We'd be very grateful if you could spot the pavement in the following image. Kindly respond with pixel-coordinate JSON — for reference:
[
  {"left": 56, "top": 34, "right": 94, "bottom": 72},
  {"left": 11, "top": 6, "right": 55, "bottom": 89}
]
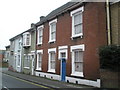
[{"left": 2, "top": 68, "right": 93, "bottom": 88}]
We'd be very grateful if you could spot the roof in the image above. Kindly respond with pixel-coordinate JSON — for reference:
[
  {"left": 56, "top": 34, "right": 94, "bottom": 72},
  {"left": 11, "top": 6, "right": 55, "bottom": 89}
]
[
  {"left": 5, "top": 45, "right": 10, "bottom": 48},
  {"left": 9, "top": 26, "right": 35, "bottom": 41},
  {"left": 36, "top": 2, "right": 82, "bottom": 26},
  {"left": 9, "top": 1, "right": 84, "bottom": 41}
]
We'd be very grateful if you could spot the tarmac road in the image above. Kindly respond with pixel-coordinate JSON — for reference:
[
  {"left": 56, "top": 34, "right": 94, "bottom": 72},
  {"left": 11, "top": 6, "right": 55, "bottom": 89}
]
[{"left": 2, "top": 73, "right": 52, "bottom": 90}]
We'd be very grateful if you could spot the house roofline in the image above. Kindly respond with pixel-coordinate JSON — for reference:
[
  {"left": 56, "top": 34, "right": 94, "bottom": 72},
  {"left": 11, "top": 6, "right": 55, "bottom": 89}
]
[{"left": 35, "top": 2, "right": 85, "bottom": 26}]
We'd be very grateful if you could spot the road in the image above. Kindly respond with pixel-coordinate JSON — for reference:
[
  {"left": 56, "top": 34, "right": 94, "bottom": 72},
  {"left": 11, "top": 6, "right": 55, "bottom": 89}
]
[{"left": 2, "top": 73, "right": 52, "bottom": 90}]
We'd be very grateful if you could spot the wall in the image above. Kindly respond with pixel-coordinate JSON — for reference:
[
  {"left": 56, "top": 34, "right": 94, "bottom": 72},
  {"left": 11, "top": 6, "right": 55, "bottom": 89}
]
[
  {"left": 22, "top": 30, "right": 36, "bottom": 74},
  {"left": 110, "top": 2, "right": 120, "bottom": 45},
  {"left": 36, "top": 2, "right": 107, "bottom": 80}
]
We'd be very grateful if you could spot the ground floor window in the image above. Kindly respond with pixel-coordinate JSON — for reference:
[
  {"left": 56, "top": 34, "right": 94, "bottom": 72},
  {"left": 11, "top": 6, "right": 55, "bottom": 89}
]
[
  {"left": 24, "top": 54, "right": 30, "bottom": 68},
  {"left": 74, "top": 50, "right": 83, "bottom": 72},
  {"left": 17, "top": 55, "right": 20, "bottom": 66},
  {"left": 71, "top": 44, "right": 85, "bottom": 77},
  {"left": 36, "top": 50, "right": 43, "bottom": 70},
  {"left": 48, "top": 48, "right": 56, "bottom": 73}
]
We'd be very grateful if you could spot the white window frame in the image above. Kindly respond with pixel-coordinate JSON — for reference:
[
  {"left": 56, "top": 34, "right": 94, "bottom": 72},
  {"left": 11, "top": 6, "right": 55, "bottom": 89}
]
[
  {"left": 48, "top": 48, "right": 56, "bottom": 73},
  {"left": 18, "top": 38, "right": 21, "bottom": 50},
  {"left": 17, "top": 54, "right": 21, "bottom": 67},
  {"left": 70, "top": 44, "right": 85, "bottom": 77},
  {"left": 24, "top": 54, "right": 31, "bottom": 69},
  {"left": 71, "top": 6, "right": 84, "bottom": 38},
  {"left": 49, "top": 19, "right": 57, "bottom": 43},
  {"left": 23, "top": 32, "right": 31, "bottom": 47},
  {"left": 58, "top": 46, "right": 68, "bottom": 60},
  {"left": 37, "top": 25, "right": 44, "bottom": 45},
  {"left": 36, "top": 50, "right": 43, "bottom": 70}
]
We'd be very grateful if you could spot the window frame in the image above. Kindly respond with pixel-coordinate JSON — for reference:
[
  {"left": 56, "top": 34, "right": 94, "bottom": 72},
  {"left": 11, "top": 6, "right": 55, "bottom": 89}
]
[
  {"left": 48, "top": 48, "right": 56, "bottom": 73},
  {"left": 49, "top": 19, "right": 57, "bottom": 43},
  {"left": 24, "top": 54, "right": 30, "bottom": 69},
  {"left": 70, "top": 44, "right": 85, "bottom": 77},
  {"left": 36, "top": 50, "right": 43, "bottom": 70},
  {"left": 17, "top": 54, "right": 21, "bottom": 67},
  {"left": 71, "top": 7, "right": 84, "bottom": 39},
  {"left": 58, "top": 46, "right": 68, "bottom": 60},
  {"left": 23, "top": 32, "right": 31, "bottom": 47},
  {"left": 37, "top": 25, "right": 44, "bottom": 45}
]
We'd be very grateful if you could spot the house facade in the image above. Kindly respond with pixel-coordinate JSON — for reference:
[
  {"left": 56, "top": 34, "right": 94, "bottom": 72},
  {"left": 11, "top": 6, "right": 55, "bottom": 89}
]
[
  {"left": 110, "top": 1, "right": 120, "bottom": 45},
  {"left": 9, "top": 35, "right": 22, "bottom": 72},
  {"left": 3, "top": 45, "right": 10, "bottom": 62},
  {"left": 35, "top": 2, "right": 107, "bottom": 87},
  {"left": 0, "top": 50, "right": 5, "bottom": 63},
  {"left": 22, "top": 24, "right": 36, "bottom": 75},
  {"left": 8, "top": 1, "right": 120, "bottom": 87}
]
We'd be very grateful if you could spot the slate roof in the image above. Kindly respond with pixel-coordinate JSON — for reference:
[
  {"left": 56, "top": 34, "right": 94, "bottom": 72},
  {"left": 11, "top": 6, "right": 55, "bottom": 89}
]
[
  {"left": 9, "top": 1, "right": 83, "bottom": 41},
  {"left": 9, "top": 25, "right": 35, "bottom": 41},
  {"left": 36, "top": 2, "right": 81, "bottom": 26}
]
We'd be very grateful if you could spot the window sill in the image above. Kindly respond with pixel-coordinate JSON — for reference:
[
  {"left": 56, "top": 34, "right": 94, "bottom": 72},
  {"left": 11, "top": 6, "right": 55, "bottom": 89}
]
[
  {"left": 24, "top": 67, "right": 30, "bottom": 69},
  {"left": 17, "top": 66, "right": 20, "bottom": 68},
  {"left": 23, "top": 45, "right": 31, "bottom": 47},
  {"left": 71, "top": 34, "right": 83, "bottom": 39},
  {"left": 36, "top": 68, "right": 41, "bottom": 71},
  {"left": 47, "top": 69, "right": 55, "bottom": 73},
  {"left": 37, "top": 43, "right": 42, "bottom": 46},
  {"left": 48, "top": 40, "right": 56, "bottom": 44},
  {"left": 71, "top": 72, "right": 84, "bottom": 77}
]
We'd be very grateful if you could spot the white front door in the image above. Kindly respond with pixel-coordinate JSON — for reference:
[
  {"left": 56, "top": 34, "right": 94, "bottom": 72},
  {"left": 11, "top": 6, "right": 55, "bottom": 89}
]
[{"left": 31, "top": 54, "right": 34, "bottom": 75}]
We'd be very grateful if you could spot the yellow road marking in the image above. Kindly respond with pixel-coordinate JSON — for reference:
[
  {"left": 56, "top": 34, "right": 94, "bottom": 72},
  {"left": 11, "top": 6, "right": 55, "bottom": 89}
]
[{"left": 3, "top": 73, "right": 54, "bottom": 90}]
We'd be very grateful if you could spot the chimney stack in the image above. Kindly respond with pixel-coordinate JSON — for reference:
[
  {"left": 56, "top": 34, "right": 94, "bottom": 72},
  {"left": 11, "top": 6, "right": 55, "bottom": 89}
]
[
  {"left": 31, "top": 23, "right": 35, "bottom": 28},
  {"left": 40, "top": 16, "right": 45, "bottom": 21}
]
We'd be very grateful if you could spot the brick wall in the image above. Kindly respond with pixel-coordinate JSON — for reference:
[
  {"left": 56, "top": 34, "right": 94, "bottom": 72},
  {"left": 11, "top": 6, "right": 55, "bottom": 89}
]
[{"left": 36, "top": 2, "right": 107, "bottom": 80}]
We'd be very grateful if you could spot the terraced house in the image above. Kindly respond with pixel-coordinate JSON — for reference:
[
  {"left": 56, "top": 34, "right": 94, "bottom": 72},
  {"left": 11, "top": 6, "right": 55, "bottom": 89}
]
[
  {"left": 8, "top": 1, "right": 120, "bottom": 87},
  {"left": 9, "top": 34, "right": 22, "bottom": 72},
  {"left": 35, "top": 2, "right": 107, "bottom": 87},
  {"left": 22, "top": 24, "right": 36, "bottom": 75}
]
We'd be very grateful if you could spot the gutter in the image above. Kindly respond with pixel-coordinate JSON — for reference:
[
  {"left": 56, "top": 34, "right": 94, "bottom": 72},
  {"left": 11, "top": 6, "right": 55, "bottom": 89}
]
[{"left": 106, "top": 0, "right": 111, "bottom": 45}]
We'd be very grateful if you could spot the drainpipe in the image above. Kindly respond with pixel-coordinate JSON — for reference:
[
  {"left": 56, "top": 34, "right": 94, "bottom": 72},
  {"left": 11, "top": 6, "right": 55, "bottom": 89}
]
[
  {"left": 106, "top": 0, "right": 111, "bottom": 45},
  {"left": 34, "top": 24, "right": 37, "bottom": 71}
]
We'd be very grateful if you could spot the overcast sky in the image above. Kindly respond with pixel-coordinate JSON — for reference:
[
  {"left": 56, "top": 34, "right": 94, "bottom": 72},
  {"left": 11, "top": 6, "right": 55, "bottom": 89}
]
[{"left": 0, "top": 0, "right": 70, "bottom": 50}]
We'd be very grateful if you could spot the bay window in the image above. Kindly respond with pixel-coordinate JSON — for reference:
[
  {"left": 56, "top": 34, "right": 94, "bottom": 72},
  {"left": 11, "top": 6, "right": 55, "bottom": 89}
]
[{"left": 23, "top": 32, "right": 31, "bottom": 47}]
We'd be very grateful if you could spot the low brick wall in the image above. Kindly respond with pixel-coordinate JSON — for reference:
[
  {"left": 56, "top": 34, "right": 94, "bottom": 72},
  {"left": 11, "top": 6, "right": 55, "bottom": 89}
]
[{"left": 100, "top": 69, "right": 120, "bottom": 88}]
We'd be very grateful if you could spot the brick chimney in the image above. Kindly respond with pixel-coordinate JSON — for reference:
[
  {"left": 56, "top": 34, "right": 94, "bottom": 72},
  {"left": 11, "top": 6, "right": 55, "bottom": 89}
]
[{"left": 40, "top": 16, "right": 45, "bottom": 21}]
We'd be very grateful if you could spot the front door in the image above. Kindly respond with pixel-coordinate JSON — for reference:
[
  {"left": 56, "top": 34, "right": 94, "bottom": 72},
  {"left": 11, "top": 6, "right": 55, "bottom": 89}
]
[
  {"left": 60, "top": 51, "right": 67, "bottom": 81},
  {"left": 31, "top": 54, "right": 34, "bottom": 75}
]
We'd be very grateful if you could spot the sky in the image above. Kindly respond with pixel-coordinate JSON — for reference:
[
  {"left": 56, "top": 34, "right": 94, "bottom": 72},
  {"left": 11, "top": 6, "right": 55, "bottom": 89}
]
[{"left": 0, "top": 0, "right": 70, "bottom": 50}]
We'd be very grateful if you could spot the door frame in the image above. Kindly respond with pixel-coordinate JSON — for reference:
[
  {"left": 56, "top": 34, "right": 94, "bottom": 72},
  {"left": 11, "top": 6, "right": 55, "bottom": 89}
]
[{"left": 31, "top": 51, "right": 35, "bottom": 75}]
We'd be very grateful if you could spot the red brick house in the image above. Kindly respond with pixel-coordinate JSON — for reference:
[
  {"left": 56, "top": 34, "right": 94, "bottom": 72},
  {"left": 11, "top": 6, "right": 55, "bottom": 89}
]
[
  {"left": 35, "top": 2, "right": 107, "bottom": 87},
  {"left": 0, "top": 50, "right": 5, "bottom": 63}
]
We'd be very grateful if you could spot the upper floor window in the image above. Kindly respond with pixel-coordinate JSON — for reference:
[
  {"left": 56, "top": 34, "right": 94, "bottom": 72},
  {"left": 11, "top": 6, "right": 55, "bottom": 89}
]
[
  {"left": 71, "top": 7, "right": 84, "bottom": 38},
  {"left": 49, "top": 19, "right": 57, "bottom": 43},
  {"left": 18, "top": 38, "right": 21, "bottom": 49},
  {"left": 11, "top": 41, "right": 14, "bottom": 51},
  {"left": 23, "top": 32, "right": 31, "bottom": 47},
  {"left": 37, "top": 25, "right": 44, "bottom": 45}
]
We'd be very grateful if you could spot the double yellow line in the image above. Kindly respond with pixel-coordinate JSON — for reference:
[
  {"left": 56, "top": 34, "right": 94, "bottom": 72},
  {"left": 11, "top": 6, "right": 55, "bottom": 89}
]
[{"left": 3, "top": 73, "right": 54, "bottom": 90}]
